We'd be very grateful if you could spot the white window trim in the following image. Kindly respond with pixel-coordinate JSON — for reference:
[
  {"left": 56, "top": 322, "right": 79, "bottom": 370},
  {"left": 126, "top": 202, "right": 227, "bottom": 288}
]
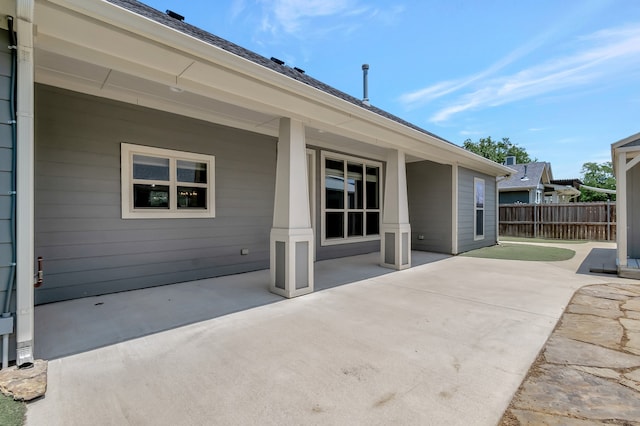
[
  {"left": 121, "top": 143, "right": 215, "bottom": 219},
  {"left": 320, "top": 151, "right": 382, "bottom": 246},
  {"left": 474, "top": 177, "right": 485, "bottom": 241}
]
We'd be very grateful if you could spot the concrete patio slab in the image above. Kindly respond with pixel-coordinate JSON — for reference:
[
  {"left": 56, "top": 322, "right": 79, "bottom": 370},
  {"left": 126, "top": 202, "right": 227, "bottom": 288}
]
[{"left": 26, "top": 243, "right": 632, "bottom": 425}]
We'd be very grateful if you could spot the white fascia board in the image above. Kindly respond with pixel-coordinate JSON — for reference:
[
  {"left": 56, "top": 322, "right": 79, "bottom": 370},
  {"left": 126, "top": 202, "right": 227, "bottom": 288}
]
[
  {"left": 611, "top": 131, "right": 640, "bottom": 151},
  {"left": 43, "top": 0, "right": 513, "bottom": 177}
]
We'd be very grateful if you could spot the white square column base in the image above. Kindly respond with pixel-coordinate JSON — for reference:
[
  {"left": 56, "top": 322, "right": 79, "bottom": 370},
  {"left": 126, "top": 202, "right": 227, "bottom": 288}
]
[
  {"left": 270, "top": 228, "right": 314, "bottom": 298},
  {"left": 380, "top": 223, "right": 411, "bottom": 270}
]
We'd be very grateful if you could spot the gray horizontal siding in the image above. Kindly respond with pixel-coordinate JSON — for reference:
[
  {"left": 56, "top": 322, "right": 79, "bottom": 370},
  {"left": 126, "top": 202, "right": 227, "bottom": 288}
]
[
  {"left": 457, "top": 167, "right": 497, "bottom": 253},
  {"left": 407, "top": 160, "right": 452, "bottom": 254},
  {"left": 629, "top": 165, "right": 640, "bottom": 258},
  {"left": 0, "top": 30, "right": 12, "bottom": 363},
  {"left": 499, "top": 190, "right": 529, "bottom": 204},
  {"left": 35, "top": 85, "right": 277, "bottom": 304}
]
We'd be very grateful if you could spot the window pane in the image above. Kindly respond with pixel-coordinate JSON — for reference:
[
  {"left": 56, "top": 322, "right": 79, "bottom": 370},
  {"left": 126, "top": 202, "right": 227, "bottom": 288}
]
[
  {"left": 177, "top": 186, "right": 207, "bottom": 209},
  {"left": 476, "top": 210, "right": 484, "bottom": 236},
  {"left": 347, "top": 212, "right": 363, "bottom": 237},
  {"left": 177, "top": 160, "right": 207, "bottom": 184},
  {"left": 475, "top": 180, "right": 484, "bottom": 208},
  {"left": 133, "top": 184, "right": 169, "bottom": 208},
  {"left": 366, "top": 212, "right": 379, "bottom": 235},
  {"left": 325, "top": 159, "right": 344, "bottom": 209},
  {"left": 366, "top": 166, "right": 379, "bottom": 209},
  {"left": 133, "top": 155, "right": 169, "bottom": 181},
  {"left": 325, "top": 212, "right": 344, "bottom": 239},
  {"left": 347, "top": 163, "right": 363, "bottom": 209}
]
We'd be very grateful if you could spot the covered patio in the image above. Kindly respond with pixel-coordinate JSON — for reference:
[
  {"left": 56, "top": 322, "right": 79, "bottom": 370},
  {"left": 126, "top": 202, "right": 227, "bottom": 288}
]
[{"left": 34, "top": 251, "right": 449, "bottom": 360}]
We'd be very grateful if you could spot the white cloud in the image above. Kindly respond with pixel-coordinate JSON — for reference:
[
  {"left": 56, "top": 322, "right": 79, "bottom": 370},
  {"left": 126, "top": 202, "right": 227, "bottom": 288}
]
[
  {"left": 255, "top": 0, "right": 402, "bottom": 38},
  {"left": 459, "top": 130, "right": 485, "bottom": 136},
  {"left": 402, "top": 23, "right": 640, "bottom": 123}
]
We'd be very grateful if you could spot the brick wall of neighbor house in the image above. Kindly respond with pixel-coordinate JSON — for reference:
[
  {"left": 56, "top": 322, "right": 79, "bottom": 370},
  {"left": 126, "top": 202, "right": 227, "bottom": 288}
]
[
  {"left": 457, "top": 167, "right": 497, "bottom": 253},
  {"left": 0, "top": 30, "right": 13, "bottom": 311},
  {"left": 499, "top": 190, "right": 529, "bottom": 204},
  {"left": 406, "top": 160, "right": 453, "bottom": 253},
  {"left": 628, "top": 164, "right": 640, "bottom": 258},
  {"left": 34, "top": 85, "right": 277, "bottom": 304}
]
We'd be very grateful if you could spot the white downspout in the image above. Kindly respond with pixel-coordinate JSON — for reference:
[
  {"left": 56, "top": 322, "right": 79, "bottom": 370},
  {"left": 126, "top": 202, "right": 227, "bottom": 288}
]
[{"left": 15, "top": 0, "right": 35, "bottom": 367}]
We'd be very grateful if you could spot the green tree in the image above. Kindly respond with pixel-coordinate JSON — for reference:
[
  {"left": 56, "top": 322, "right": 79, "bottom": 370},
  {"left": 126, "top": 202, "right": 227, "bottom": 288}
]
[
  {"left": 462, "top": 136, "right": 535, "bottom": 164},
  {"left": 579, "top": 161, "right": 616, "bottom": 202}
]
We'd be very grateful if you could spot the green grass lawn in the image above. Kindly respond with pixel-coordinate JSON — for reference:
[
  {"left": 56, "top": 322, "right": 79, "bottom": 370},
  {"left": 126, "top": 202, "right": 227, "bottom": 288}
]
[
  {"left": 0, "top": 393, "right": 25, "bottom": 426},
  {"left": 499, "top": 236, "right": 588, "bottom": 244},
  {"left": 461, "top": 243, "right": 576, "bottom": 261}
]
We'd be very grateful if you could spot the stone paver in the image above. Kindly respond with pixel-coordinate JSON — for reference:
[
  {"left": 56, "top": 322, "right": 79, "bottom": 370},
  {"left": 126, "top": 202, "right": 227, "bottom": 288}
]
[
  {"left": 501, "top": 284, "right": 640, "bottom": 425},
  {"left": 555, "top": 313, "right": 623, "bottom": 350},
  {"left": 0, "top": 360, "right": 47, "bottom": 401}
]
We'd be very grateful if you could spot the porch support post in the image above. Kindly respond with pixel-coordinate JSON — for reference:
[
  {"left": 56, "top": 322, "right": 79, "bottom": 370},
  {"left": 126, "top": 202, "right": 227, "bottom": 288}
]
[
  {"left": 269, "top": 118, "right": 314, "bottom": 298},
  {"left": 15, "top": 0, "right": 35, "bottom": 366},
  {"left": 617, "top": 151, "right": 628, "bottom": 268},
  {"left": 380, "top": 149, "right": 411, "bottom": 270}
]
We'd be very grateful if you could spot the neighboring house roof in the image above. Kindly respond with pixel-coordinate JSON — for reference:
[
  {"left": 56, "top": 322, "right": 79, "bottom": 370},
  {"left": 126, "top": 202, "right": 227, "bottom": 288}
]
[
  {"left": 550, "top": 178, "right": 583, "bottom": 189},
  {"left": 611, "top": 131, "right": 640, "bottom": 176},
  {"left": 107, "top": 0, "right": 452, "bottom": 146},
  {"left": 498, "top": 162, "right": 552, "bottom": 191}
]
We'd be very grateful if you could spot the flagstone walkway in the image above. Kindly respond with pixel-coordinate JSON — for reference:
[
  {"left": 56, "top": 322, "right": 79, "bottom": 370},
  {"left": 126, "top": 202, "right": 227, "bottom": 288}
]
[{"left": 501, "top": 283, "right": 640, "bottom": 425}]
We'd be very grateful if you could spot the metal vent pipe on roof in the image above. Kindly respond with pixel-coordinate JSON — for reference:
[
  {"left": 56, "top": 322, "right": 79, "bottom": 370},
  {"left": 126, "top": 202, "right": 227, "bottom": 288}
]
[{"left": 362, "top": 64, "right": 370, "bottom": 106}]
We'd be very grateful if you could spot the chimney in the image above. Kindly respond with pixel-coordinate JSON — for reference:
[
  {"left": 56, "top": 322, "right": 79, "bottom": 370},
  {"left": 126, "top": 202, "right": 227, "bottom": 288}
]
[
  {"left": 505, "top": 156, "right": 516, "bottom": 166},
  {"left": 362, "top": 64, "right": 370, "bottom": 106}
]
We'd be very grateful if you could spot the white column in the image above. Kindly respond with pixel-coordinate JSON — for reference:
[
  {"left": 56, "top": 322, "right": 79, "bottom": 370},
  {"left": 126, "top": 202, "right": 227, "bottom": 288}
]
[
  {"left": 15, "top": 0, "right": 35, "bottom": 366},
  {"left": 269, "top": 118, "right": 314, "bottom": 298},
  {"left": 380, "top": 149, "right": 411, "bottom": 270},
  {"left": 617, "top": 151, "right": 627, "bottom": 268}
]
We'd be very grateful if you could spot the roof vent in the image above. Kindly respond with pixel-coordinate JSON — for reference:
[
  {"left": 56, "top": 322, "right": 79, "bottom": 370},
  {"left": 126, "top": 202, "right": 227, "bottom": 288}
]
[
  {"left": 362, "top": 64, "right": 370, "bottom": 106},
  {"left": 505, "top": 156, "right": 516, "bottom": 166},
  {"left": 270, "top": 57, "right": 285, "bottom": 66},
  {"left": 166, "top": 10, "right": 185, "bottom": 21},
  {"left": 293, "top": 67, "right": 305, "bottom": 74}
]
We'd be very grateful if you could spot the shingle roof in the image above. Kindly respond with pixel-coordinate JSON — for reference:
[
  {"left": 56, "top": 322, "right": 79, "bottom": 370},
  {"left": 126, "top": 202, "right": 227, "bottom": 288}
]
[
  {"left": 498, "top": 162, "right": 550, "bottom": 190},
  {"left": 107, "top": 0, "right": 454, "bottom": 146}
]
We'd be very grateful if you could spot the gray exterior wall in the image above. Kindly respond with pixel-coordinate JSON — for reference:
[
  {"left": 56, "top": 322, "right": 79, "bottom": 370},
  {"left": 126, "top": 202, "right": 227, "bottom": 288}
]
[
  {"left": 457, "top": 166, "right": 497, "bottom": 253},
  {"left": 35, "top": 85, "right": 277, "bottom": 304},
  {"left": 407, "top": 160, "right": 452, "bottom": 253},
  {"left": 499, "top": 190, "right": 529, "bottom": 204},
  {"left": 628, "top": 164, "right": 640, "bottom": 258},
  {"left": 0, "top": 29, "right": 12, "bottom": 358},
  {"left": 308, "top": 146, "right": 380, "bottom": 261}
]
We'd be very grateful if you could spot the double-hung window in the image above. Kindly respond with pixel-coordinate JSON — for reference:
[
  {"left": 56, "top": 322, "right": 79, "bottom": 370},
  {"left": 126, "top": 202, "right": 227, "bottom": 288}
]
[
  {"left": 121, "top": 143, "right": 215, "bottom": 219},
  {"left": 474, "top": 177, "right": 485, "bottom": 240},
  {"left": 321, "top": 151, "right": 382, "bottom": 245}
]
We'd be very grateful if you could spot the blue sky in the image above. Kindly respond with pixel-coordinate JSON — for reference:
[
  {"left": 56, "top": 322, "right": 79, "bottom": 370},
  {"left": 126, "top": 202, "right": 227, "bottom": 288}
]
[{"left": 141, "top": 0, "right": 640, "bottom": 179}]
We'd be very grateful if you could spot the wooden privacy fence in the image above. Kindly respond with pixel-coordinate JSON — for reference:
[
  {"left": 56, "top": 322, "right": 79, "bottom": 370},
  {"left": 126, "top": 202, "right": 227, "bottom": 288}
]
[{"left": 499, "top": 202, "right": 616, "bottom": 241}]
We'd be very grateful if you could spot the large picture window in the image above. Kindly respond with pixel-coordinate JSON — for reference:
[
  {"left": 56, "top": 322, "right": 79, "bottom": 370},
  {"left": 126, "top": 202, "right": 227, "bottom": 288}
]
[
  {"left": 474, "top": 178, "right": 485, "bottom": 240},
  {"left": 121, "top": 143, "right": 215, "bottom": 219},
  {"left": 321, "top": 152, "right": 382, "bottom": 245}
]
